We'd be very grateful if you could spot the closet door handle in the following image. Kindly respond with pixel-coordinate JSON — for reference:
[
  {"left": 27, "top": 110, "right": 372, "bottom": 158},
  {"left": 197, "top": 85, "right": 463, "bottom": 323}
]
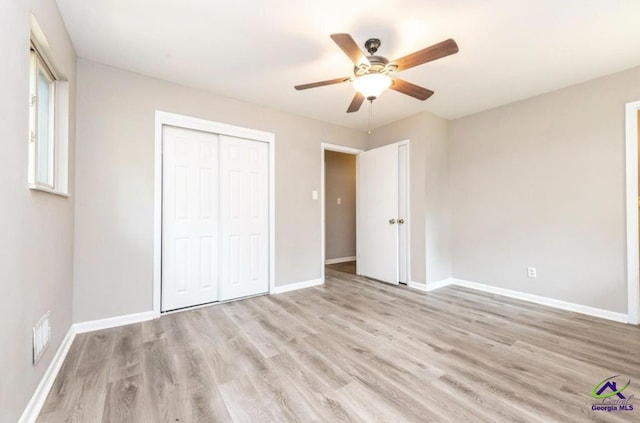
[
  {"left": 389, "top": 219, "right": 396, "bottom": 224},
  {"left": 398, "top": 219, "right": 405, "bottom": 224}
]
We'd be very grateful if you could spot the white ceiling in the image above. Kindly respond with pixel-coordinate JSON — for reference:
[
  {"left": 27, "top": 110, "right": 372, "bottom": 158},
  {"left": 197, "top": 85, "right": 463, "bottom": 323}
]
[{"left": 56, "top": 0, "right": 640, "bottom": 131}]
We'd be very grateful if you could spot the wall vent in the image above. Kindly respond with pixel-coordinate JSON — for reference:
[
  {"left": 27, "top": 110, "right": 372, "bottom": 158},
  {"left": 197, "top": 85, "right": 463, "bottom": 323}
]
[{"left": 32, "top": 312, "right": 51, "bottom": 365}]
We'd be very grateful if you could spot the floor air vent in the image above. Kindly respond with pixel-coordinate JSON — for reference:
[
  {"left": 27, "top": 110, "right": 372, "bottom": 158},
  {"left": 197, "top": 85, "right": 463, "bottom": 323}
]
[{"left": 32, "top": 312, "right": 51, "bottom": 365}]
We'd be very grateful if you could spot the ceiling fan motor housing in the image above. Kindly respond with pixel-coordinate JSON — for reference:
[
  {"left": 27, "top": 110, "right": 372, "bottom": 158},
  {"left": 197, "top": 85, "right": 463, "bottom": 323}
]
[{"left": 354, "top": 55, "right": 396, "bottom": 76}]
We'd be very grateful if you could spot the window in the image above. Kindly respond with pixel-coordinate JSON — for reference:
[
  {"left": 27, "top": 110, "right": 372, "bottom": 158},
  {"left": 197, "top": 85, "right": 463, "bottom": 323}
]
[
  {"left": 28, "top": 15, "right": 70, "bottom": 197},
  {"left": 29, "top": 45, "right": 56, "bottom": 188}
]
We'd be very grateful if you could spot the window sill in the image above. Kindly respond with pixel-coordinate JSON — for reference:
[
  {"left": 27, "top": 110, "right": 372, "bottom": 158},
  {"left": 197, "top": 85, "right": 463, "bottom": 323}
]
[{"left": 29, "top": 184, "right": 70, "bottom": 198}]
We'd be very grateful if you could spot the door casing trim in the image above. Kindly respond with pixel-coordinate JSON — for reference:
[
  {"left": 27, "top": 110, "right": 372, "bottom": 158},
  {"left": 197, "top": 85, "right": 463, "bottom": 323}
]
[{"left": 625, "top": 101, "right": 640, "bottom": 325}]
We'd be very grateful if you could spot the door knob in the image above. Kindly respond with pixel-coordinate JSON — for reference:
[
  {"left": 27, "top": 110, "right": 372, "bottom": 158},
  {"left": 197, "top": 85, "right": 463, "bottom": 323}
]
[
  {"left": 389, "top": 219, "right": 396, "bottom": 224},
  {"left": 398, "top": 219, "right": 405, "bottom": 224}
]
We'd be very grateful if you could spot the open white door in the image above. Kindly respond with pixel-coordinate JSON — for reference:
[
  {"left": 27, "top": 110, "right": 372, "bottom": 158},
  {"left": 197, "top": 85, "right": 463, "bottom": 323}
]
[
  {"left": 358, "top": 143, "right": 399, "bottom": 284},
  {"left": 162, "top": 126, "right": 219, "bottom": 311}
]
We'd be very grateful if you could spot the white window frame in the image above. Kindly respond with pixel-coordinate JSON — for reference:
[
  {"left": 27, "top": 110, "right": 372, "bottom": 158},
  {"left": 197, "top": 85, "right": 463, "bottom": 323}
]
[
  {"left": 29, "top": 43, "right": 57, "bottom": 190},
  {"left": 28, "top": 15, "right": 70, "bottom": 198}
]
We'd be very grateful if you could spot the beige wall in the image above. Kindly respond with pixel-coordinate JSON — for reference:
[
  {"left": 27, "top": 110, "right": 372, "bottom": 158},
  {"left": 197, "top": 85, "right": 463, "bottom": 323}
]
[
  {"left": 0, "top": 1, "right": 76, "bottom": 422},
  {"left": 367, "top": 111, "right": 451, "bottom": 285},
  {"left": 325, "top": 151, "right": 356, "bottom": 260},
  {"left": 450, "top": 65, "right": 640, "bottom": 313},
  {"left": 73, "top": 59, "right": 366, "bottom": 322}
]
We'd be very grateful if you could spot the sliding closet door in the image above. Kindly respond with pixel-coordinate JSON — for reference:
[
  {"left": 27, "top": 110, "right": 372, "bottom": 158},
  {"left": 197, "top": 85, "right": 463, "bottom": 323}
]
[
  {"left": 162, "top": 126, "right": 219, "bottom": 311},
  {"left": 219, "top": 135, "right": 269, "bottom": 301}
]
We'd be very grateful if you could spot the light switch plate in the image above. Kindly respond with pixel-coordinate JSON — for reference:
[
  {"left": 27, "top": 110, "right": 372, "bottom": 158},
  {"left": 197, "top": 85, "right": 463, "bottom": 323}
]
[{"left": 312, "top": 190, "right": 318, "bottom": 200}]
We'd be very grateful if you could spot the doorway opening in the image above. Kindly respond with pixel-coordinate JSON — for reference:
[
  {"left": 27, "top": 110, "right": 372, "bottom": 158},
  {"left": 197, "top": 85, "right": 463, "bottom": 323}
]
[
  {"left": 324, "top": 149, "right": 358, "bottom": 276},
  {"left": 320, "top": 141, "right": 410, "bottom": 286},
  {"left": 321, "top": 144, "right": 362, "bottom": 282}
]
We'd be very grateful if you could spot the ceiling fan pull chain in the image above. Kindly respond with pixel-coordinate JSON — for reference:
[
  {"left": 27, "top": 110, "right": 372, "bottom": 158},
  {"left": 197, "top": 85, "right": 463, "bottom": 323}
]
[{"left": 368, "top": 100, "right": 373, "bottom": 134}]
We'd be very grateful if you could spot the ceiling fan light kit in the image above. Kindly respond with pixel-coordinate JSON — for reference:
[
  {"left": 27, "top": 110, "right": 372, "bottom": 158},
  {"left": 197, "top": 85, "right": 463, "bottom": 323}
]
[
  {"left": 294, "top": 33, "right": 459, "bottom": 114},
  {"left": 353, "top": 73, "right": 392, "bottom": 100}
]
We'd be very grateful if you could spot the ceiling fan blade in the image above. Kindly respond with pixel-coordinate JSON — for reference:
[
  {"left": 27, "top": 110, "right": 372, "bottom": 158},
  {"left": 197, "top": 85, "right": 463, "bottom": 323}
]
[
  {"left": 390, "top": 78, "right": 434, "bottom": 101},
  {"left": 347, "top": 92, "right": 365, "bottom": 113},
  {"left": 294, "top": 77, "right": 350, "bottom": 90},
  {"left": 392, "top": 39, "right": 458, "bottom": 72},
  {"left": 330, "top": 33, "right": 371, "bottom": 67}
]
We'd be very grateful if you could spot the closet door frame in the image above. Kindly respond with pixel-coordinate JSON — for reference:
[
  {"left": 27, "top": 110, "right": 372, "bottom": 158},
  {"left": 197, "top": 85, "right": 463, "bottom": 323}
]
[{"left": 153, "top": 111, "right": 275, "bottom": 318}]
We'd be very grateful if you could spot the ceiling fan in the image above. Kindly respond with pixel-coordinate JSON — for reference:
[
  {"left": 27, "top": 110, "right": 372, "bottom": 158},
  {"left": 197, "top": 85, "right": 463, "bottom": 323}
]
[{"left": 295, "top": 34, "right": 459, "bottom": 113}]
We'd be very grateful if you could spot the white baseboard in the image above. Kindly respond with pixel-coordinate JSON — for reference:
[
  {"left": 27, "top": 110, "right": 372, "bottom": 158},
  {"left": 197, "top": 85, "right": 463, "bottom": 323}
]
[
  {"left": 408, "top": 281, "right": 427, "bottom": 292},
  {"left": 18, "top": 327, "right": 76, "bottom": 423},
  {"left": 20, "top": 310, "right": 156, "bottom": 422},
  {"left": 273, "top": 278, "right": 323, "bottom": 294},
  {"left": 74, "top": 310, "right": 154, "bottom": 334},
  {"left": 451, "top": 278, "right": 628, "bottom": 323},
  {"left": 325, "top": 256, "right": 356, "bottom": 265},
  {"left": 425, "top": 278, "right": 453, "bottom": 292}
]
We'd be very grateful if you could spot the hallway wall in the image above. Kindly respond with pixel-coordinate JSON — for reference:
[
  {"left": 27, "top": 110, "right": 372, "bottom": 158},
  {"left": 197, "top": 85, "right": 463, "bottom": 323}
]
[{"left": 325, "top": 151, "right": 357, "bottom": 261}]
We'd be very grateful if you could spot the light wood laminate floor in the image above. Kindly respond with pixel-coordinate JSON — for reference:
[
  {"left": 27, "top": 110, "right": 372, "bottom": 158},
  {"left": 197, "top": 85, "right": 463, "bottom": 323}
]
[
  {"left": 38, "top": 267, "right": 640, "bottom": 422},
  {"left": 325, "top": 260, "right": 356, "bottom": 275}
]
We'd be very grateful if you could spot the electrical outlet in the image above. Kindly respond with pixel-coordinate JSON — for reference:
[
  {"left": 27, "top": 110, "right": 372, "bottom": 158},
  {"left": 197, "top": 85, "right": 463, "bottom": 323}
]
[
  {"left": 337, "top": 197, "right": 342, "bottom": 205},
  {"left": 527, "top": 267, "right": 537, "bottom": 278}
]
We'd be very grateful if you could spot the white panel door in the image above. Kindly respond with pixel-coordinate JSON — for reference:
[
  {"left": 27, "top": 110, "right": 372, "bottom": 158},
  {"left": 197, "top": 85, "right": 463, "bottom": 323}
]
[
  {"left": 219, "top": 135, "right": 269, "bottom": 301},
  {"left": 358, "top": 143, "right": 399, "bottom": 284},
  {"left": 162, "top": 126, "right": 219, "bottom": 311}
]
